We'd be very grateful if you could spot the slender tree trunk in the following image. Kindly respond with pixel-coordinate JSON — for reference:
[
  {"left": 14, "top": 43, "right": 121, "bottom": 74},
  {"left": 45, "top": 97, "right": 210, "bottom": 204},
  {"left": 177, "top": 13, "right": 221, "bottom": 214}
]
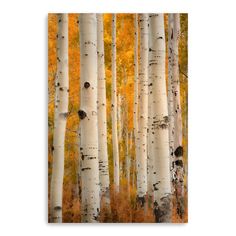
[
  {"left": 111, "top": 14, "right": 120, "bottom": 192},
  {"left": 172, "top": 13, "right": 185, "bottom": 220},
  {"left": 133, "top": 14, "right": 139, "bottom": 181},
  {"left": 118, "top": 94, "right": 122, "bottom": 141},
  {"left": 168, "top": 14, "right": 175, "bottom": 192},
  {"left": 147, "top": 20, "right": 155, "bottom": 201},
  {"left": 149, "top": 13, "right": 172, "bottom": 222},
  {"left": 79, "top": 13, "right": 100, "bottom": 222},
  {"left": 136, "top": 14, "right": 149, "bottom": 206},
  {"left": 97, "top": 14, "right": 110, "bottom": 208},
  {"left": 50, "top": 13, "right": 69, "bottom": 223}
]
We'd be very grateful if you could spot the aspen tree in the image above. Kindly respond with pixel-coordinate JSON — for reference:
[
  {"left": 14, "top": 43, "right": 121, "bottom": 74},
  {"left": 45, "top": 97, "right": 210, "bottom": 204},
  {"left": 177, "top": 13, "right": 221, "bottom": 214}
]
[
  {"left": 172, "top": 13, "right": 185, "bottom": 219},
  {"left": 50, "top": 13, "right": 69, "bottom": 223},
  {"left": 97, "top": 13, "right": 110, "bottom": 207},
  {"left": 136, "top": 14, "right": 149, "bottom": 205},
  {"left": 79, "top": 13, "right": 100, "bottom": 222},
  {"left": 149, "top": 13, "right": 172, "bottom": 222},
  {"left": 168, "top": 14, "right": 175, "bottom": 190},
  {"left": 111, "top": 14, "right": 120, "bottom": 192},
  {"left": 147, "top": 21, "right": 155, "bottom": 199},
  {"left": 133, "top": 14, "right": 139, "bottom": 173}
]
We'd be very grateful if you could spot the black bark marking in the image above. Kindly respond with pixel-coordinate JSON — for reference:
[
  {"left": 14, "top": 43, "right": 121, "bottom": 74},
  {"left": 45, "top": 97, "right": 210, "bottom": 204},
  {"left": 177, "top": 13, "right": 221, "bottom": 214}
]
[
  {"left": 84, "top": 53, "right": 88, "bottom": 56},
  {"left": 78, "top": 110, "right": 87, "bottom": 119},
  {"left": 157, "top": 36, "right": 163, "bottom": 39},
  {"left": 51, "top": 145, "right": 54, "bottom": 151},
  {"left": 153, "top": 201, "right": 163, "bottom": 223},
  {"left": 175, "top": 160, "right": 183, "bottom": 167},
  {"left": 54, "top": 206, "right": 62, "bottom": 211},
  {"left": 137, "top": 196, "right": 145, "bottom": 207},
  {"left": 171, "top": 29, "right": 173, "bottom": 39},
  {"left": 59, "top": 87, "right": 64, "bottom": 91},
  {"left": 81, "top": 167, "right": 91, "bottom": 171},
  {"left": 57, "top": 57, "right": 61, "bottom": 62},
  {"left": 84, "top": 82, "right": 90, "bottom": 88},
  {"left": 174, "top": 146, "right": 183, "bottom": 157},
  {"left": 56, "top": 82, "right": 60, "bottom": 87}
]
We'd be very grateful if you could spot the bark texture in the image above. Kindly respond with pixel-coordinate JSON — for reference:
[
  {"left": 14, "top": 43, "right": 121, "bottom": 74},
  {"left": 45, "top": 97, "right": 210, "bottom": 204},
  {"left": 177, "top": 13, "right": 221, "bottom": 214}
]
[
  {"left": 147, "top": 20, "right": 155, "bottom": 199},
  {"left": 133, "top": 14, "right": 139, "bottom": 191},
  {"left": 50, "top": 13, "right": 69, "bottom": 223},
  {"left": 136, "top": 14, "right": 149, "bottom": 205},
  {"left": 97, "top": 14, "right": 110, "bottom": 208},
  {"left": 111, "top": 14, "right": 120, "bottom": 192},
  {"left": 168, "top": 14, "right": 175, "bottom": 191},
  {"left": 172, "top": 13, "right": 185, "bottom": 220},
  {"left": 79, "top": 13, "right": 100, "bottom": 222},
  {"left": 149, "top": 13, "right": 172, "bottom": 222}
]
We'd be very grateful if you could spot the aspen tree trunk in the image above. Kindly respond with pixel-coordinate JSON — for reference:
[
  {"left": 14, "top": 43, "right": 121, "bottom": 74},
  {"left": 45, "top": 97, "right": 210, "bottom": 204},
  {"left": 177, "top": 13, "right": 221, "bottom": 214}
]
[
  {"left": 79, "top": 14, "right": 100, "bottom": 222},
  {"left": 50, "top": 13, "right": 69, "bottom": 223},
  {"left": 133, "top": 14, "right": 139, "bottom": 177},
  {"left": 111, "top": 14, "right": 120, "bottom": 192},
  {"left": 168, "top": 14, "right": 175, "bottom": 190},
  {"left": 147, "top": 21, "right": 155, "bottom": 200},
  {"left": 97, "top": 14, "right": 110, "bottom": 208},
  {"left": 149, "top": 14, "right": 172, "bottom": 222},
  {"left": 118, "top": 94, "right": 122, "bottom": 141},
  {"left": 136, "top": 14, "right": 148, "bottom": 206},
  {"left": 172, "top": 13, "right": 185, "bottom": 219}
]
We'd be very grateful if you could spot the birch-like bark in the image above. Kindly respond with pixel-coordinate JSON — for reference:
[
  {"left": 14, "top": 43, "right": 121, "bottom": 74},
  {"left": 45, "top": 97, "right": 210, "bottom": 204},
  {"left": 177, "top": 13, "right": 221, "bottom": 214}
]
[
  {"left": 118, "top": 94, "right": 122, "bottom": 141},
  {"left": 147, "top": 20, "right": 155, "bottom": 199},
  {"left": 149, "top": 14, "right": 172, "bottom": 222},
  {"left": 79, "top": 13, "right": 100, "bottom": 222},
  {"left": 136, "top": 14, "right": 148, "bottom": 205},
  {"left": 133, "top": 14, "right": 139, "bottom": 177},
  {"left": 97, "top": 14, "right": 110, "bottom": 207},
  {"left": 172, "top": 13, "right": 185, "bottom": 219},
  {"left": 111, "top": 14, "right": 120, "bottom": 192},
  {"left": 168, "top": 14, "right": 175, "bottom": 190},
  {"left": 50, "top": 14, "right": 69, "bottom": 223}
]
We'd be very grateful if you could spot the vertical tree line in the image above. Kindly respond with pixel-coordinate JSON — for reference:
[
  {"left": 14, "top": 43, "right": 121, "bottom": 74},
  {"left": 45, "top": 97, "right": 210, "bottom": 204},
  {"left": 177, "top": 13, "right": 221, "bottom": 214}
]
[{"left": 49, "top": 13, "right": 186, "bottom": 223}]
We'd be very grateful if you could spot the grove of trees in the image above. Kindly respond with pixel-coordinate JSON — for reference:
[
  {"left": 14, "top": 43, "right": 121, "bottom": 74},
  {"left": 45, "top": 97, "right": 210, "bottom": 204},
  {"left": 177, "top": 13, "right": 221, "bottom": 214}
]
[{"left": 48, "top": 13, "right": 188, "bottom": 223}]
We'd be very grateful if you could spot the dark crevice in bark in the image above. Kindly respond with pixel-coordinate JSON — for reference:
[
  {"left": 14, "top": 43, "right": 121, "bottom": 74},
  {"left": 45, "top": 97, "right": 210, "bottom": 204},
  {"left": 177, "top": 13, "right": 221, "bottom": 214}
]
[
  {"left": 78, "top": 110, "right": 87, "bottom": 119},
  {"left": 174, "top": 146, "right": 183, "bottom": 157}
]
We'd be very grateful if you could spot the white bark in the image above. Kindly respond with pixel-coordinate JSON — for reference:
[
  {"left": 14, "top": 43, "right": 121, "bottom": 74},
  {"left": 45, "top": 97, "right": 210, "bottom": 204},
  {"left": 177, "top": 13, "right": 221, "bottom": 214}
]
[
  {"left": 111, "top": 14, "right": 120, "bottom": 192},
  {"left": 168, "top": 14, "right": 175, "bottom": 189},
  {"left": 136, "top": 14, "right": 148, "bottom": 203},
  {"left": 118, "top": 94, "right": 123, "bottom": 141},
  {"left": 147, "top": 22, "right": 155, "bottom": 198},
  {"left": 79, "top": 13, "right": 100, "bottom": 222},
  {"left": 149, "top": 14, "right": 171, "bottom": 222},
  {"left": 172, "top": 13, "right": 185, "bottom": 219},
  {"left": 97, "top": 14, "right": 110, "bottom": 207},
  {"left": 50, "top": 13, "right": 69, "bottom": 223},
  {"left": 133, "top": 14, "right": 139, "bottom": 177}
]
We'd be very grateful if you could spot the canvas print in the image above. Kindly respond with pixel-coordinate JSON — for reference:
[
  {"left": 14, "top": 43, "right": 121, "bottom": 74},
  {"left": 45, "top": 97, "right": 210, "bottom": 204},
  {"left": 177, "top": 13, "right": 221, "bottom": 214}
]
[{"left": 48, "top": 13, "right": 188, "bottom": 223}]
